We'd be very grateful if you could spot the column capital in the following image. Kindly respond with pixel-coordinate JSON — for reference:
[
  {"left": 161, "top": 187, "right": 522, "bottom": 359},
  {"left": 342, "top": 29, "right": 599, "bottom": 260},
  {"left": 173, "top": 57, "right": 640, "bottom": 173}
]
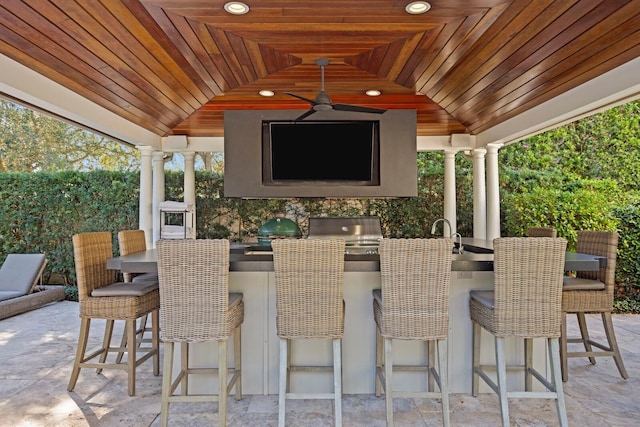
[
  {"left": 486, "top": 143, "right": 503, "bottom": 153},
  {"left": 471, "top": 148, "right": 487, "bottom": 158},
  {"left": 136, "top": 145, "right": 155, "bottom": 154}
]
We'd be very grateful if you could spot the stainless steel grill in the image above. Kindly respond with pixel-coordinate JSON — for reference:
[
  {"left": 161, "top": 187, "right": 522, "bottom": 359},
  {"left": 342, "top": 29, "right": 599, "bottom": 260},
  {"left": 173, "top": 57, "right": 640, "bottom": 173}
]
[{"left": 307, "top": 216, "right": 383, "bottom": 255}]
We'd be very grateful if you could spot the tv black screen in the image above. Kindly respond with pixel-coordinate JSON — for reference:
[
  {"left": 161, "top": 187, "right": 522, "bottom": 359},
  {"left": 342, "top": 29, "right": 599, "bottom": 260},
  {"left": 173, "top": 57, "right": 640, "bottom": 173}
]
[{"left": 262, "top": 120, "right": 380, "bottom": 185}]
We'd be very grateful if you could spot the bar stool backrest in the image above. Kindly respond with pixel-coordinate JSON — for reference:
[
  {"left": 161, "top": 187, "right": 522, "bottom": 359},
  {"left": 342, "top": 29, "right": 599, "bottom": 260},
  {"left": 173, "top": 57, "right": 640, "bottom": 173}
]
[
  {"left": 118, "top": 230, "right": 148, "bottom": 282},
  {"left": 574, "top": 231, "right": 618, "bottom": 304},
  {"left": 378, "top": 238, "right": 453, "bottom": 340},
  {"left": 73, "top": 231, "right": 119, "bottom": 302},
  {"left": 493, "top": 237, "right": 567, "bottom": 338},
  {"left": 528, "top": 227, "right": 557, "bottom": 237},
  {"left": 156, "top": 239, "right": 231, "bottom": 342},
  {"left": 272, "top": 239, "right": 345, "bottom": 339}
]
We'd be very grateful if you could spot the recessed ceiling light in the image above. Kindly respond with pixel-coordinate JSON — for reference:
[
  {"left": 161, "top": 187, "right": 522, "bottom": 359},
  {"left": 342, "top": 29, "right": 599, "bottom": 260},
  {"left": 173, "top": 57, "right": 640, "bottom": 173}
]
[
  {"left": 405, "top": 1, "right": 431, "bottom": 15},
  {"left": 259, "top": 90, "right": 274, "bottom": 97},
  {"left": 224, "top": 2, "right": 249, "bottom": 15},
  {"left": 366, "top": 90, "right": 381, "bottom": 97}
]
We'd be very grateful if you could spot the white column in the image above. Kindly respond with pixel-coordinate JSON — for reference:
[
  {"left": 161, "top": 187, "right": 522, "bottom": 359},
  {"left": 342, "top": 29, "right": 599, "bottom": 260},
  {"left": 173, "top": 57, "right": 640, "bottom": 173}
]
[
  {"left": 183, "top": 151, "right": 197, "bottom": 238},
  {"left": 471, "top": 149, "right": 487, "bottom": 240},
  {"left": 443, "top": 149, "right": 457, "bottom": 234},
  {"left": 485, "top": 143, "right": 503, "bottom": 241},
  {"left": 152, "top": 151, "right": 166, "bottom": 247},
  {"left": 137, "top": 146, "right": 154, "bottom": 248}
]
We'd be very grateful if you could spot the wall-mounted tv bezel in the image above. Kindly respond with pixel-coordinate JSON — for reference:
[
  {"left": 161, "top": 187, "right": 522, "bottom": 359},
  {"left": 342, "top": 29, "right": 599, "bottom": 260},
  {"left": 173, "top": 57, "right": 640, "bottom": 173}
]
[
  {"left": 224, "top": 109, "right": 417, "bottom": 198},
  {"left": 262, "top": 120, "right": 380, "bottom": 186}
]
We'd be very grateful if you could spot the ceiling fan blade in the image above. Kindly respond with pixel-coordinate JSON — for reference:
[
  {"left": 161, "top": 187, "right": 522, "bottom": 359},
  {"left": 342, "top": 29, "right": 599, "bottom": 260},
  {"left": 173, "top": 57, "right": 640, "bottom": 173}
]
[
  {"left": 332, "top": 104, "right": 386, "bottom": 114},
  {"left": 294, "top": 109, "right": 317, "bottom": 121},
  {"left": 285, "top": 92, "right": 318, "bottom": 105}
]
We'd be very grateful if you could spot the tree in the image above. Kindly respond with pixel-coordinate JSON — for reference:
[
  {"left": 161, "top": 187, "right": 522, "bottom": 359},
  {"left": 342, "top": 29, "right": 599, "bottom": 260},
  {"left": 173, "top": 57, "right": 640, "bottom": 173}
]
[{"left": 0, "top": 100, "right": 140, "bottom": 172}]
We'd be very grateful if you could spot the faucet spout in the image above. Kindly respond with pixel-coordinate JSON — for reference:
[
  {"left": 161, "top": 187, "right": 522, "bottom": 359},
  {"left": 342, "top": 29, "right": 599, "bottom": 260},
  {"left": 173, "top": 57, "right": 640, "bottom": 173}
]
[
  {"left": 452, "top": 232, "right": 464, "bottom": 254},
  {"left": 431, "top": 218, "right": 452, "bottom": 237}
]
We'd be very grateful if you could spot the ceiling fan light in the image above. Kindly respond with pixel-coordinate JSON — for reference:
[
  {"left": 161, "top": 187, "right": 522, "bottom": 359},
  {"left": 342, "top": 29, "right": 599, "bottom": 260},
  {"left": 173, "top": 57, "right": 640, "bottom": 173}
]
[
  {"left": 405, "top": 1, "right": 431, "bottom": 14},
  {"left": 259, "top": 90, "right": 274, "bottom": 97},
  {"left": 224, "top": 2, "right": 249, "bottom": 15},
  {"left": 366, "top": 90, "right": 381, "bottom": 97}
]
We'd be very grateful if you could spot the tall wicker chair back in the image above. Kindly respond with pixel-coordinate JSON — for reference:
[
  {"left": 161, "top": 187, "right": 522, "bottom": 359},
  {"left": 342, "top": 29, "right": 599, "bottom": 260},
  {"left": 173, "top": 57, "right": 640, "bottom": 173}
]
[
  {"left": 373, "top": 238, "right": 454, "bottom": 427},
  {"left": 271, "top": 238, "right": 345, "bottom": 427},
  {"left": 116, "top": 229, "right": 158, "bottom": 363},
  {"left": 156, "top": 239, "right": 244, "bottom": 427},
  {"left": 68, "top": 231, "right": 160, "bottom": 396},
  {"left": 560, "top": 231, "right": 628, "bottom": 381},
  {"left": 118, "top": 229, "right": 157, "bottom": 283},
  {"left": 469, "top": 237, "right": 568, "bottom": 427},
  {"left": 527, "top": 227, "right": 557, "bottom": 237}
]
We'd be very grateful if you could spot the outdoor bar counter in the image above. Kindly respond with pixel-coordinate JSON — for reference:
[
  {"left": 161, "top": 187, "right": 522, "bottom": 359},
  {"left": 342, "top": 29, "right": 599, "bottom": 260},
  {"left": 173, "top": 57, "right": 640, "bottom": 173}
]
[{"left": 107, "top": 238, "right": 603, "bottom": 395}]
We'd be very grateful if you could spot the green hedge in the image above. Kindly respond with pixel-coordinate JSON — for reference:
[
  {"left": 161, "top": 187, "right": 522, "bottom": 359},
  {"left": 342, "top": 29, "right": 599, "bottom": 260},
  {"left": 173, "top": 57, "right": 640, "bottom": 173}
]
[{"left": 2, "top": 163, "right": 639, "bottom": 308}]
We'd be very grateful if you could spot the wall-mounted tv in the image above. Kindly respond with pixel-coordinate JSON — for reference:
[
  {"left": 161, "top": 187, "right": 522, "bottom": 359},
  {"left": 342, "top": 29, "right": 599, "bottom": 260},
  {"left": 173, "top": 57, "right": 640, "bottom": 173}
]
[
  {"left": 224, "top": 109, "right": 417, "bottom": 198},
  {"left": 262, "top": 120, "right": 380, "bottom": 186}
]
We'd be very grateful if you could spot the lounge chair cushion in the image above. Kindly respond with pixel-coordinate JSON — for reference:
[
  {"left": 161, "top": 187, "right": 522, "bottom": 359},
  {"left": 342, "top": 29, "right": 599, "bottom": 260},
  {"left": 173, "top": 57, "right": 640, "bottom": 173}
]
[
  {"left": 0, "top": 254, "right": 47, "bottom": 297},
  {"left": 91, "top": 281, "right": 159, "bottom": 297}
]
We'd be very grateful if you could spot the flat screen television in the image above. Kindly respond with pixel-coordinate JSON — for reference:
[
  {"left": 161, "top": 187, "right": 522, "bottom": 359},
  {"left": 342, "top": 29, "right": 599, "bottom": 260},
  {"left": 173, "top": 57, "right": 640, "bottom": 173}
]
[{"left": 262, "top": 120, "right": 380, "bottom": 186}]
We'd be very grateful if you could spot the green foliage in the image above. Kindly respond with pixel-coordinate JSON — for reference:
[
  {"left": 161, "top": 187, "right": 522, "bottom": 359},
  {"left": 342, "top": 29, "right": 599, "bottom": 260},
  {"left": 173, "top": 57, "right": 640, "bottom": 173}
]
[
  {"left": 0, "top": 171, "right": 140, "bottom": 284},
  {"left": 0, "top": 100, "right": 141, "bottom": 172},
  {"left": 613, "top": 200, "right": 640, "bottom": 291}
]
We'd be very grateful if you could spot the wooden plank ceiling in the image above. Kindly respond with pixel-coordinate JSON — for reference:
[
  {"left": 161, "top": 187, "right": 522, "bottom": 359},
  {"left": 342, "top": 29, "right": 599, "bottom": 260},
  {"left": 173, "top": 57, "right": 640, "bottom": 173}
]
[{"left": 1, "top": 0, "right": 639, "bottom": 138}]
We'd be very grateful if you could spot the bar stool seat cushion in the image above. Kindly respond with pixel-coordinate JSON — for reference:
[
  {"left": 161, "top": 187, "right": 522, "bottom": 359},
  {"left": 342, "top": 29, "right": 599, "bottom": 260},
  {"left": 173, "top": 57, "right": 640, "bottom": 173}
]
[
  {"left": 132, "top": 273, "right": 159, "bottom": 282},
  {"left": 469, "top": 290, "right": 495, "bottom": 309},
  {"left": 229, "top": 292, "right": 243, "bottom": 308},
  {"left": 372, "top": 289, "right": 382, "bottom": 305},
  {"left": 562, "top": 276, "right": 605, "bottom": 291},
  {"left": 92, "top": 281, "right": 159, "bottom": 297}
]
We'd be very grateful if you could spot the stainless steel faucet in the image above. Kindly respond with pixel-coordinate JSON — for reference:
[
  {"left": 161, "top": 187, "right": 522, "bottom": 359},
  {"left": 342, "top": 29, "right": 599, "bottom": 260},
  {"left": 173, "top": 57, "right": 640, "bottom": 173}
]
[
  {"left": 452, "top": 232, "right": 464, "bottom": 254},
  {"left": 431, "top": 218, "right": 463, "bottom": 253},
  {"left": 431, "top": 218, "right": 452, "bottom": 237}
]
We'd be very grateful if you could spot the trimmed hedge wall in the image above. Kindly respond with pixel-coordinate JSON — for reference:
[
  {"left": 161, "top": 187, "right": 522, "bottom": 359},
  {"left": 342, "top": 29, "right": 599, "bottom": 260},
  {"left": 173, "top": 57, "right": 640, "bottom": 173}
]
[{"left": 1, "top": 162, "right": 638, "bottom": 307}]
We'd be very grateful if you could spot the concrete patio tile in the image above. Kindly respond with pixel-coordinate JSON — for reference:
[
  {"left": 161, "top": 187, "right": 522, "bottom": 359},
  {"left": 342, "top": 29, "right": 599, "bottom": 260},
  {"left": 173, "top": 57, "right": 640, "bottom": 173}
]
[{"left": 1, "top": 301, "right": 640, "bottom": 426}]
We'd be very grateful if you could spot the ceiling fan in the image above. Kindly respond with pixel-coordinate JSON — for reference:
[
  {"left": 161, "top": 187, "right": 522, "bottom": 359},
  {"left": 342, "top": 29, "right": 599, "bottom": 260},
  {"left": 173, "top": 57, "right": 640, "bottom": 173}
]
[{"left": 285, "top": 58, "right": 387, "bottom": 121}]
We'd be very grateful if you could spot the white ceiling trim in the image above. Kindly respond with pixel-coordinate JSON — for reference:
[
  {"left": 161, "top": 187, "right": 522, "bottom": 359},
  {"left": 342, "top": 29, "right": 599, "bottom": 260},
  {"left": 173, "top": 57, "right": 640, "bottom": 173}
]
[
  {"left": 0, "top": 53, "right": 161, "bottom": 148},
  {"left": 476, "top": 56, "right": 640, "bottom": 147}
]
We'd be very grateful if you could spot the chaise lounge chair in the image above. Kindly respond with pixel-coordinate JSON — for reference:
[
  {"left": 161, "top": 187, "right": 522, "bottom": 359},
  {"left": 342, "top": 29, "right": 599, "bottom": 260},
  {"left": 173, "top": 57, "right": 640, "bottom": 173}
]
[{"left": 0, "top": 254, "right": 64, "bottom": 320}]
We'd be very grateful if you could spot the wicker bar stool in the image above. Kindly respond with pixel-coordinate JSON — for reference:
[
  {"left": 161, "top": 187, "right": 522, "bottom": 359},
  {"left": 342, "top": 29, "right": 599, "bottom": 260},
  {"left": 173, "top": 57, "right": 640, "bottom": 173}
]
[
  {"left": 68, "top": 231, "right": 160, "bottom": 396},
  {"left": 156, "top": 239, "right": 244, "bottom": 427},
  {"left": 561, "top": 230, "right": 628, "bottom": 381},
  {"left": 527, "top": 227, "right": 557, "bottom": 237},
  {"left": 373, "top": 238, "right": 454, "bottom": 427},
  {"left": 271, "top": 239, "right": 345, "bottom": 427},
  {"left": 116, "top": 229, "right": 158, "bottom": 363},
  {"left": 469, "top": 237, "right": 568, "bottom": 427}
]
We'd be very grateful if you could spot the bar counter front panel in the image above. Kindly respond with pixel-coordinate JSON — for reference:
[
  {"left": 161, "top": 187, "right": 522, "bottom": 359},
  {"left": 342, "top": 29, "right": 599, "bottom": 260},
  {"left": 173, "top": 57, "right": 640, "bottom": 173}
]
[{"left": 106, "top": 239, "right": 603, "bottom": 395}]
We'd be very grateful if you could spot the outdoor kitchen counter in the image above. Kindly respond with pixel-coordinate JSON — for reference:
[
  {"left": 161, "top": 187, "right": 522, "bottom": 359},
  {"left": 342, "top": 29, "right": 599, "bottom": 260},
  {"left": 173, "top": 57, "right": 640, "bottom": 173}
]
[{"left": 106, "top": 237, "right": 603, "bottom": 396}]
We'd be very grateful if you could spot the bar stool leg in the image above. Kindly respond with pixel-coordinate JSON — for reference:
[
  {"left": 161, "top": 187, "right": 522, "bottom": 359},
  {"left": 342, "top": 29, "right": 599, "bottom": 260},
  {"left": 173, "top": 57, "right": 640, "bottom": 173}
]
[
  {"left": 437, "top": 338, "right": 450, "bottom": 427},
  {"left": 576, "top": 313, "right": 595, "bottom": 364},
  {"left": 68, "top": 318, "right": 90, "bottom": 392},
  {"left": 278, "top": 338, "right": 288, "bottom": 427},
  {"left": 160, "top": 341, "right": 174, "bottom": 427},
  {"left": 375, "top": 328, "right": 383, "bottom": 397},
  {"left": 98, "top": 319, "right": 115, "bottom": 373},
  {"left": 471, "top": 321, "right": 481, "bottom": 397},
  {"left": 524, "top": 338, "right": 533, "bottom": 391},
  {"left": 561, "top": 314, "right": 569, "bottom": 382},
  {"left": 218, "top": 340, "right": 228, "bottom": 426},
  {"left": 234, "top": 327, "right": 242, "bottom": 399},
  {"left": 548, "top": 338, "right": 568, "bottom": 427},
  {"left": 181, "top": 343, "right": 188, "bottom": 395},
  {"left": 495, "top": 337, "right": 510, "bottom": 427},
  {"left": 127, "top": 319, "right": 136, "bottom": 396},
  {"left": 384, "top": 337, "right": 393, "bottom": 427},
  {"left": 602, "top": 312, "right": 629, "bottom": 379},
  {"left": 333, "top": 338, "right": 342, "bottom": 426}
]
